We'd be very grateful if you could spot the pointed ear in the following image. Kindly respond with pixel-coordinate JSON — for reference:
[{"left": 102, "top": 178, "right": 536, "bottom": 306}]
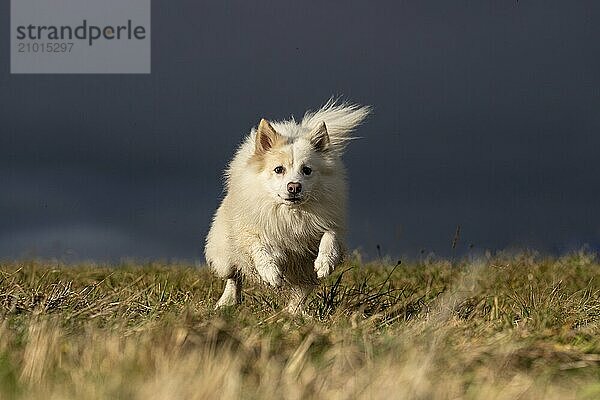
[
  {"left": 255, "top": 119, "right": 280, "bottom": 154},
  {"left": 309, "top": 121, "right": 330, "bottom": 152}
]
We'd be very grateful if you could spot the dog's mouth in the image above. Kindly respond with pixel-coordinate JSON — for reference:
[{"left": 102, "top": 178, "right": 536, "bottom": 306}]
[{"left": 278, "top": 195, "right": 303, "bottom": 205}]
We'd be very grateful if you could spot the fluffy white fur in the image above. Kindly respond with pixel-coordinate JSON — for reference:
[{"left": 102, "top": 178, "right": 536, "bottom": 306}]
[{"left": 205, "top": 99, "right": 370, "bottom": 313}]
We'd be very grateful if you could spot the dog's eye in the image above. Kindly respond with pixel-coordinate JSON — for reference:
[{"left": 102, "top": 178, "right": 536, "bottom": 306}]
[
  {"left": 302, "top": 166, "right": 312, "bottom": 175},
  {"left": 274, "top": 166, "right": 285, "bottom": 174}
]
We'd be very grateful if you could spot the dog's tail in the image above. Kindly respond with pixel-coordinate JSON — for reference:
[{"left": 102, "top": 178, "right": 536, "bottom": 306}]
[{"left": 301, "top": 98, "right": 371, "bottom": 153}]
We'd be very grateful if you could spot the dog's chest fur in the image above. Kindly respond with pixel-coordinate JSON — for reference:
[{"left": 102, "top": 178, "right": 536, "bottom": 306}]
[{"left": 254, "top": 204, "right": 326, "bottom": 256}]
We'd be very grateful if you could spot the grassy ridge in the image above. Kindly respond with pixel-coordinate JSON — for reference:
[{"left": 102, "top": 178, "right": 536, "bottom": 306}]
[{"left": 1, "top": 252, "right": 599, "bottom": 399}]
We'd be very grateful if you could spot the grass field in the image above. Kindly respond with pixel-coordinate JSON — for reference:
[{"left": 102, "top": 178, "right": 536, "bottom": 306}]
[{"left": 1, "top": 251, "right": 599, "bottom": 399}]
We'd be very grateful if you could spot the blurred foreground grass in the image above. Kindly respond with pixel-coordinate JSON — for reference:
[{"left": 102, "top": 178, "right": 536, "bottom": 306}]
[{"left": 1, "top": 251, "right": 599, "bottom": 399}]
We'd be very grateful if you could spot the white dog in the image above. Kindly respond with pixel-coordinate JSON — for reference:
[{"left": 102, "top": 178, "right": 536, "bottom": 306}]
[{"left": 205, "top": 100, "right": 370, "bottom": 313}]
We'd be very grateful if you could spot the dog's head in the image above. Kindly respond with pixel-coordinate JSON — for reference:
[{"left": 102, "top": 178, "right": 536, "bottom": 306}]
[{"left": 249, "top": 118, "right": 336, "bottom": 207}]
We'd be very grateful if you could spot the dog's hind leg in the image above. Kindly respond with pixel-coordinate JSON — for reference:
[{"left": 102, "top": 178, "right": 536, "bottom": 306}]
[
  {"left": 285, "top": 285, "right": 315, "bottom": 315},
  {"left": 215, "top": 273, "right": 242, "bottom": 309}
]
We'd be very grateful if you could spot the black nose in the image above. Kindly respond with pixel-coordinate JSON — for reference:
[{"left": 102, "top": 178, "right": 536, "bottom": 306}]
[{"left": 287, "top": 182, "right": 302, "bottom": 194}]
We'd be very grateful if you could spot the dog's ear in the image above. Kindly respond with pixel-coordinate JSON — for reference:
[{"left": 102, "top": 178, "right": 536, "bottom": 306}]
[
  {"left": 309, "top": 122, "right": 330, "bottom": 152},
  {"left": 255, "top": 119, "right": 280, "bottom": 154}
]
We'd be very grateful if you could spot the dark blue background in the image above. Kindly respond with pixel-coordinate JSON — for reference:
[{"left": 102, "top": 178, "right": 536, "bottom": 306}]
[{"left": 1, "top": 1, "right": 599, "bottom": 261}]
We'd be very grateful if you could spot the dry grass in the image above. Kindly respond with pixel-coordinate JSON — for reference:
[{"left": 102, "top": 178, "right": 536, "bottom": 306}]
[{"left": 1, "top": 251, "right": 600, "bottom": 399}]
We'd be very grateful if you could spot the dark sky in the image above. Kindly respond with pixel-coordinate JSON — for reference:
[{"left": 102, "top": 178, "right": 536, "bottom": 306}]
[{"left": 1, "top": 0, "right": 599, "bottom": 262}]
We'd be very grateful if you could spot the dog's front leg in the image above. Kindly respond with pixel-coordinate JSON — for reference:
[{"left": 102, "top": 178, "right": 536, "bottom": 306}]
[
  {"left": 215, "top": 274, "right": 242, "bottom": 309},
  {"left": 314, "top": 231, "right": 342, "bottom": 279},
  {"left": 251, "top": 243, "right": 283, "bottom": 287}
]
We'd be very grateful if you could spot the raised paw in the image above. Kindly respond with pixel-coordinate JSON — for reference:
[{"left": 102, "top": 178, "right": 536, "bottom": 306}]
[
  {"left": 314, "top": 253, "right": 335, "bottom": 279},
  {"left": 258, "top": 262, "right": 283, "bottom": 287}
]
